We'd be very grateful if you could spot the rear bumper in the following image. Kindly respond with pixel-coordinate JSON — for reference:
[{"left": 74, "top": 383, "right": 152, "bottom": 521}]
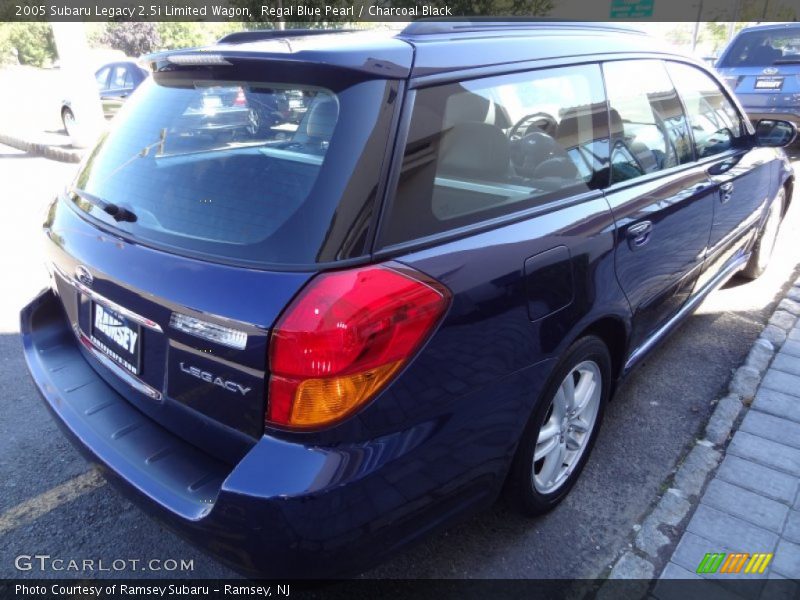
[{"left": 20, "top": 288, "right": 504, "bottom": 577}]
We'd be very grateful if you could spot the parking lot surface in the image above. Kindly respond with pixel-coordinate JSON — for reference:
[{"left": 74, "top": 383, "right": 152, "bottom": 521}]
[{"left": 1, "top": 143, "right": 798, "bottom": 579}]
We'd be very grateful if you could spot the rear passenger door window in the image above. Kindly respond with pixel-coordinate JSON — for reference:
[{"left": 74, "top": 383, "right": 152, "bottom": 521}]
[
  {"left": 665, "top": 61, "right": 744, "bottom": 159},
  {"left": 95, "top": 67, "right": 110, "bottom": 91},
  {"left": 603, "top": 60, "right": 693, "bottom": 184},
  {"left": 381, "top": 64, "right": 609, "bottom": 246}
]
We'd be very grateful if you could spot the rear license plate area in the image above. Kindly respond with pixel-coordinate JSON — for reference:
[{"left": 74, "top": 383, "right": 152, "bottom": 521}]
[
  {"left": 755, "top": 77, "right": 784, "bottom": 90},
  {"left": 90, "top": 301, "right": 142, "bottom": 375}
]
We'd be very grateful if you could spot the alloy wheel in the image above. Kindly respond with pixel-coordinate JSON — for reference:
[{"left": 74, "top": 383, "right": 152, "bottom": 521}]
[{"left": 533, "top": 360, "right": 602, "bottom": 494}]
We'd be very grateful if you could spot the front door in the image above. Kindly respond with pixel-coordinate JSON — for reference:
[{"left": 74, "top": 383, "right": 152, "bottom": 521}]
[
  {"left": 602, "top": 59, "right": 715, "bottom": 350},
  {"left": 665, "top": 61, "right": 775, "bottom": 291}
]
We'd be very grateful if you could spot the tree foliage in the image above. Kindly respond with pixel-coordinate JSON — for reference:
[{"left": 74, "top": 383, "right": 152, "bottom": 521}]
[
  {"left": 100, "top": 22, "right": 160, "bottom": 58},
  {"left": 0, "top": 22, "right": 57, "bottom": 67},
  {"left": 157, "top": 23, "right": 243, "bottom": 49}
]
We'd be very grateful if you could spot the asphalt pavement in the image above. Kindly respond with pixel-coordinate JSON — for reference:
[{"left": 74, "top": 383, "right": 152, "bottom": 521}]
[{"left": 1, "top": 143, "right": 798, "bottom": 580}]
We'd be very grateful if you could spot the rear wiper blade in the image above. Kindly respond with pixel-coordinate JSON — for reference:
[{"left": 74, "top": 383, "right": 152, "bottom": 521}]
[
  {"left": 72, "top": 188, "right": 138, "bottom": 223},
  {"left": 774, "top": 59, "right": 800, "bottom": 64}
]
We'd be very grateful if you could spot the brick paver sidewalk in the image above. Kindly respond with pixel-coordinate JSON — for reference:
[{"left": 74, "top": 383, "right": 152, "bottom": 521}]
[{"left": 657, "top": 323, "right": 800, "bottom": 595}]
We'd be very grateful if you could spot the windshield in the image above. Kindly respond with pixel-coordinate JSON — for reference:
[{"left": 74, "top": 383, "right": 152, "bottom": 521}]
[
  {"left": 71, "top": 69, "right": 396, "bottom": 267},
  {"left": 719, "top": 26, "right": 800, "bottom": 67}
]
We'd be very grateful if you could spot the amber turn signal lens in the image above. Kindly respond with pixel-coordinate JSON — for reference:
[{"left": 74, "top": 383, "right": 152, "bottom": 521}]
[{"left": 288, "top": 362, "right": 401, "bottom": 427}]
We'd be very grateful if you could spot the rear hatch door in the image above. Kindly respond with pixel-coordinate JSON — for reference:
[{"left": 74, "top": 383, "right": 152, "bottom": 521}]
[{"left": 44, "top": 51, "right": 403, "bottom": 461}]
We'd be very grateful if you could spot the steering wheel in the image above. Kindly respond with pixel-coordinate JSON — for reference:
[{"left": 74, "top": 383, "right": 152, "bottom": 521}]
[{"left": 508, "top": 112, "right": 558, "bottom": 141}]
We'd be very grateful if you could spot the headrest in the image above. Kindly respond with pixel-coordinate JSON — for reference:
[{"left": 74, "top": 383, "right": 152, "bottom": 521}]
[
  {"left": 609, "top": 109, "right": 625, "bottom": 138},
  {"left": 439, "top": 122, "right": 510, "bottom": 181},
  {"left": 306, "top": 98, "right": 338, "bottom": 139},
  {"left": 443, "top": 92, "right": 491, "bottom": 129},
  {"left": 557, "top": 104, "right": 609, "bottom": 150}
]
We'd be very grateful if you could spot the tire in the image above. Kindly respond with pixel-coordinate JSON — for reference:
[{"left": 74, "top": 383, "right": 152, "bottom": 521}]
[
  {"left": 61, "top": 107, "right": 76, "bottom": 138},
  {"left": 741, "top": 188, "right": 785, "bottom": 280},
  {"left": 505, "top": 335, "right": 611, "bottom": 515}
]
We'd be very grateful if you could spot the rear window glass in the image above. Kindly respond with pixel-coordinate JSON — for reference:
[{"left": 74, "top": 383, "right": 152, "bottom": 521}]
[
  {"left": 719, "top": 26, "right": 800, "bottom": 67},
  {"left": 71, "top": 72, "right": 394, "bottom": 266},
  {"left": 381, "top": 64, "right": 609, "bottom": 246}
]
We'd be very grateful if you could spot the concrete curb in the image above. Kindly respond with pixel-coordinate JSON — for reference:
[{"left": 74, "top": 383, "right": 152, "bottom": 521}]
[
  {"left": 599, "top": 269, "right": 800, "bottom": 589},
  {"left": 0, "top": 132, "right": 82, "bottom": 163}
]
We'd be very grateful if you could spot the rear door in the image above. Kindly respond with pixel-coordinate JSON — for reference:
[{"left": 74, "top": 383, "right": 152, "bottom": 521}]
[
  {"left": 101, "top": 64, "right": 136, "bottom": 117},
  {"left": 602, "top": 59, "right": 715, "bottom": 350},
  {"left": 94, "top": 66, "right": 112, "bottom": 116},
  {"left": 666, "top": 61, "right": 774, "bottom": 290}
]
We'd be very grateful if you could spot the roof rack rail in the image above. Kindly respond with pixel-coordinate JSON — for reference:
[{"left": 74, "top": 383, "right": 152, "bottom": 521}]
[
  {"left": 217, "top": 28, "right": 353, "bottom": 44},
  {"left": 400, "top": 19, "right": 645, "bottom": 37}
]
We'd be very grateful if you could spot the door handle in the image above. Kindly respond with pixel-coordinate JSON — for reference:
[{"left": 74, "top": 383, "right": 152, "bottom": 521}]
[
  {"left": 627, "top": 220, "right": 653, "bottom": 248},
  {"left": 720, "top": 182, "right": 734, "bottom": 204}
]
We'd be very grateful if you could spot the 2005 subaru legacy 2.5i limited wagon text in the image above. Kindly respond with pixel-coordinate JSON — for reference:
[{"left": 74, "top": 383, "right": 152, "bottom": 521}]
[{"left": 21, "top": 22, "right": 797, "bottom": 577}]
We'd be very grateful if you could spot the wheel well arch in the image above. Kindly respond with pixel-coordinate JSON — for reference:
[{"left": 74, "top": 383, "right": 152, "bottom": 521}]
[{"left": 574, "top": 316, "right": 629, "bottom": 385}]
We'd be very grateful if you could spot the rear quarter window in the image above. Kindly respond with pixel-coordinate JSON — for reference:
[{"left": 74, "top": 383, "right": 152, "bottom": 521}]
[{"left": 381, "top": 64, "right": 609, "bottom": 247}]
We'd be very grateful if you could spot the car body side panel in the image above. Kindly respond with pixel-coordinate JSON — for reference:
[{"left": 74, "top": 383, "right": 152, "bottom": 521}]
[
  {"left": 696, "top": 147, "right": 776, "bottom": 291},
  {"left": 362, "top": 194, "right": 627, "bottom": 447},
  {"left": 604, "top": 165, "right": 716, "bottom": 350}
]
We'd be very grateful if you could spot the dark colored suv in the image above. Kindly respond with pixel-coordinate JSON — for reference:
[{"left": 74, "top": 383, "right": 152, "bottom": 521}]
[
  {"left": 21, "top": 22, "right": 796, "bottom": 578},
  {"left": 716, "top": 23, "right": 800, "bottom": 130}
]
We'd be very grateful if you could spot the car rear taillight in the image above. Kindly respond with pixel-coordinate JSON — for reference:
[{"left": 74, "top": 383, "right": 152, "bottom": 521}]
[
  {"left": 267, "top": 265, "right": 451, "bottom": 429},
  {"left": 233, "top": 88, "right": 247, "bottom": 107},
  {"left": 722, "top": 75, "right": 743, "bottom": 90}
]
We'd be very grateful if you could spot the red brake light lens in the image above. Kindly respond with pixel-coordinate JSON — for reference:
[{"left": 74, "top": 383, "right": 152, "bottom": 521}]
[
  {"left": 267, "top": 265, "right": 451, "bottom": 429},
  {"left": 233, "top": 87, "right": 247, "bottom": 107}
]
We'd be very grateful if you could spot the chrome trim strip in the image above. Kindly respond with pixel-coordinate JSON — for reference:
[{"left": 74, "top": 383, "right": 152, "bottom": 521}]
[
  {"left": 169, "top": 312, "right": 248, "bottom": 350},
  {"left": 623, "top": 252, "right": 750, "bottom": 374},
  {"left": 53, "top": 264, "right": 163, "bottom": 332},
  {"left": 75, "top": 327, "right": 163, "bottom": 402},
  {"left": 434, "top": 176, "right": 534, "bottom": 198},
  {"left": 258, "top": 146, "right": 324, "bottom": 165}
]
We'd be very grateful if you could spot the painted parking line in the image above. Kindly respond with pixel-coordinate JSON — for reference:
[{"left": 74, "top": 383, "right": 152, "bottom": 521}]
[{"left": 0, "top": 469, "right": 105, "bottom": 535}]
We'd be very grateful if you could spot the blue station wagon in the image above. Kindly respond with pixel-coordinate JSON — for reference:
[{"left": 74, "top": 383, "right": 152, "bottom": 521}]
[{"left": 21, "top": 22, "right": 796, "bottom": 577}]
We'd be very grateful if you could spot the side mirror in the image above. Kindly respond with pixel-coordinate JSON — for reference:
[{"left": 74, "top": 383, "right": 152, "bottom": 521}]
[{"left": 754, "top": 119, "right": 797, "bottom": 148}]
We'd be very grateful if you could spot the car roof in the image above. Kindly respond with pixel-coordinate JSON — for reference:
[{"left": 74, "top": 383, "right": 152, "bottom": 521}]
[
  {"left": 398, "top": 22, "right": 673, "bottom": 77},
  {"left": 735, "top": 22, "right": 800, "bottom": 34},
  {"left": 157, "top": 22, "right": 679, "bottom": 80}
]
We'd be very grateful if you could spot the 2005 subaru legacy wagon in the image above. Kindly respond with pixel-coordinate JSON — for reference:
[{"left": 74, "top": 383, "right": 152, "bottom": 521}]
[{"left": 21, "top": 22, "right": 797, "bottom": 577}]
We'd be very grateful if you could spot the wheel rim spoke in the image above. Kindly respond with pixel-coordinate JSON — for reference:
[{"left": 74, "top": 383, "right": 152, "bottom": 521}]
[
  {"left": 565, "top": 431, "right": 581, "bottom": 451},
  {"left": 561, "top": 374, "right": 576, "bottom": 414},
  {"left": 569, "top": 416, "right": 590, "bottom": 434},
  {"left": 535, "top": 434, "right": 559, "bottom": 462},
  {"left": 538, "top": 441, "right": 566, "bottom": 486},
  {"left": 552, "top": 386, "right": 567, "bottom": 421},
  {"left": 537, "top": 419, "right": 559, "bottom": 443},
  {"left": 573, "top": 371, "right": 596, "bottom": 414}
]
